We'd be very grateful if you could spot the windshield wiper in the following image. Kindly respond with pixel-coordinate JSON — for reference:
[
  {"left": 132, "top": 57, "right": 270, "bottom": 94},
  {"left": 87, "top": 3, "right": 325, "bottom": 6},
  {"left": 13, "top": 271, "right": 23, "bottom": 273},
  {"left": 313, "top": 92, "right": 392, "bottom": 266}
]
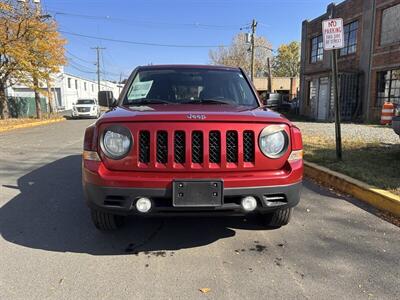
[
  {"left": 129, "top": 99, "right": 171, "bottom": 105},
  {"left": 182, "top": 99, "right": 232, "bottom": 105}
]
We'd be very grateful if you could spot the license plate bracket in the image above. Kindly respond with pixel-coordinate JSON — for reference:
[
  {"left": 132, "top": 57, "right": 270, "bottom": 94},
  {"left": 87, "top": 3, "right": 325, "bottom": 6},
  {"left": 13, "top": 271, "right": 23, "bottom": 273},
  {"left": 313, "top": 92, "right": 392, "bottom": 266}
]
[{"left": 172, "top": 180, "right": 223, "bottom": 207}]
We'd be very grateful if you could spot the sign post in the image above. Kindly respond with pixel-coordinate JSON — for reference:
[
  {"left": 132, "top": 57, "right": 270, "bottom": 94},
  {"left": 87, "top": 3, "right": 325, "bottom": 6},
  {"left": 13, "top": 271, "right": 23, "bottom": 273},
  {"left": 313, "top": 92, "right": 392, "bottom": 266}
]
[{"left": 322, "top": 18, "right": 344, "bottom": 160}]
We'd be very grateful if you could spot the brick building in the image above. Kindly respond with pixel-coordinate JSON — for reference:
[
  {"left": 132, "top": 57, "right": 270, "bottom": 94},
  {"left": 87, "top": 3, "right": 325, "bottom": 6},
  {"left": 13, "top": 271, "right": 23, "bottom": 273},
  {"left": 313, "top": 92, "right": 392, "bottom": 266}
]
[{"left": 299, "top": 0, "right": 400, "bottom": 122}]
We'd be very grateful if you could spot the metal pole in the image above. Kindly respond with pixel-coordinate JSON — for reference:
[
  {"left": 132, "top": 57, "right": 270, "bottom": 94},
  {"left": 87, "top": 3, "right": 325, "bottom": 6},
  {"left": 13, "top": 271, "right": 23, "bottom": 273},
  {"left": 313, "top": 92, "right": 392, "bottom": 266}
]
[
  {"left": 332, "top": 48, "right": 342, "bottom": 160},
  {"left": 267, "top": 57, "right": 272, "bottom": 92},
  {"left": 250, "top": 19, "right": 257, "bottom": 81},
  {"left": 91, "top": 46, "right": 106, "bottom": 102}
]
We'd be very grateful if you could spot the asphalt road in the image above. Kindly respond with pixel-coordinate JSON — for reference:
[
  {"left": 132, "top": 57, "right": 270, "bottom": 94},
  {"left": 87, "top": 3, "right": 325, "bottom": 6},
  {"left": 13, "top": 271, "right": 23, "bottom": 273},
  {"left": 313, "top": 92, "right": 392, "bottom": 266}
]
[{"left": 0, "top": 120, "right": 399, "bottom": 300}]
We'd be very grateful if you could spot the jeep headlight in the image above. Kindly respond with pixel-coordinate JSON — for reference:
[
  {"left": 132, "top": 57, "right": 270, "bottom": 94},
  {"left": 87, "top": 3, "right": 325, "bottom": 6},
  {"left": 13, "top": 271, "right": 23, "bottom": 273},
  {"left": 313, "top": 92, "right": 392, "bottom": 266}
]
[
  {"left": 259, "top": 126, "right": 289, "bottom": 158},
  {"left": 101, "top": 126, "right": 132, "bottom": 159}
]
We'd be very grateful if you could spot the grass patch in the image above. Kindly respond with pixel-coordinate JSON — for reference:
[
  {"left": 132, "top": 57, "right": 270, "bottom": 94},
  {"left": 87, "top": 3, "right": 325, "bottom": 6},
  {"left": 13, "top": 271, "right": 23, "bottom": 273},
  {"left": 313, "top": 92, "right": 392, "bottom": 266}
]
[
  {"left": 303, "top": 135, "right": 400, "bottom": 196},
  {"left": 0, "top": 114, "right": 64, "bottom": 132}
]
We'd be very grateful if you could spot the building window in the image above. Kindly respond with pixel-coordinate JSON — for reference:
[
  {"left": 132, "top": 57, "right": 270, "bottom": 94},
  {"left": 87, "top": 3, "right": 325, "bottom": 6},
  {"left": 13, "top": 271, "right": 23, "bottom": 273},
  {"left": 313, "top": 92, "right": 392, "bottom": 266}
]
[
  {"left": 84, "top": 82, "right": 87, "bottom": 91},
  {"left": 310, "top": 35, "right": 323, "bottom": 63},
  {"left": 75, "top": 80, "right": 78, "bottom": 90},
  {"left": 340, "top": 21, "right": 358, "bottom": 56},
  {"left": 376, "top": 69, "right": 400, "bottom": 106},
  {"left": 381, "top": 4, "right": 400, "bottom": 45},
  {"left": 92, "top": 84, "right": 94, "bottom": 92},
  {"left": 67, "top": 78, "right": 71, "bottom": 89}
]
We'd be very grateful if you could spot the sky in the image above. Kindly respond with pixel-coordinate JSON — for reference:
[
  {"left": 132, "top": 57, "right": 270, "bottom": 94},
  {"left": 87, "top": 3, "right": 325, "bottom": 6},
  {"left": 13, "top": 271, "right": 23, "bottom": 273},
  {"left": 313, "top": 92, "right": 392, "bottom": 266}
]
[{"left": 40, "top": 0, "right": 335, "bottom": 82}]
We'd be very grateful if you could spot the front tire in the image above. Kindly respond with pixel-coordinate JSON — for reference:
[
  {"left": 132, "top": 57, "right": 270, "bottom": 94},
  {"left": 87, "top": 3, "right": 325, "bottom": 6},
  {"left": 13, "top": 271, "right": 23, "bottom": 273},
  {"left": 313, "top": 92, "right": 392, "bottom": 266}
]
[
  {"left": 260, "top": 208, "right": 293, "bottom": 227},
  {"left": 90, "top": 209, "right": 126, "bottom": 231}
]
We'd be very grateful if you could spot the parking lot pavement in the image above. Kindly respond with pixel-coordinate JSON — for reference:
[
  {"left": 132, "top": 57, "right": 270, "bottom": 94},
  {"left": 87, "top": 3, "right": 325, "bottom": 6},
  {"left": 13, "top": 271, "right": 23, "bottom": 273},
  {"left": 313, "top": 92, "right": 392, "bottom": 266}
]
[{"left": 0, "top": 120, "right": 399, "bottom": 300}]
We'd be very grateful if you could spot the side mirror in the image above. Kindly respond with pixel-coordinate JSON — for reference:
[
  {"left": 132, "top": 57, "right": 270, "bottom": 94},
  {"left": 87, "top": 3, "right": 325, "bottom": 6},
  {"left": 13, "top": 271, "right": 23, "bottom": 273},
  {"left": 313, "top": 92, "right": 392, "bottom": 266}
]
[{"left": 98, "top": 91, "right": 116, "bottom": 107}]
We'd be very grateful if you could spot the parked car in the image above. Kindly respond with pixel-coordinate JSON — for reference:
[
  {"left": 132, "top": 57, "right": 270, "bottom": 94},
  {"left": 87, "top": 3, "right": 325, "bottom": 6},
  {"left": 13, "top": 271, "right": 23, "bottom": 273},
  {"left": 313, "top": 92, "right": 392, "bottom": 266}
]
[
  {"left": 393, "top": 106, "right": 400, "bottom": 137},
  {"left": 82, "top": 65, "right": 303, "bottom": 231},
  {"left": 71, "top": 99, "right": 100, "bottom": 119},
  {"left": 259, "top": 92, "right": 283, "bottom": 110}
]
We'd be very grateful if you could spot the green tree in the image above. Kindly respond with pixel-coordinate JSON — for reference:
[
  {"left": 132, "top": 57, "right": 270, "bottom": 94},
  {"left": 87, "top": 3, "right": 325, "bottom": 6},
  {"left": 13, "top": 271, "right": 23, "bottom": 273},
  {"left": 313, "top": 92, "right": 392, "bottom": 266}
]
[{"left": 273, "top": 41, "right": 300, "bottom": 78}]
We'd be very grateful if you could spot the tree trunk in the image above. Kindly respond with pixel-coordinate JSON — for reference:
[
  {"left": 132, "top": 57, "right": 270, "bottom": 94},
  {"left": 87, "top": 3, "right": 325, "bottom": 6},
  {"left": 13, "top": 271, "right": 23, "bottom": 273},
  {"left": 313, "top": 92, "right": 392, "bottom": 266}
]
[
  {"left": 33, "top": 77, "right": 42, "bottom": 119},
  {"left": 0, "top": 81, "right": 10, "bottom": 119},
  {"left": 47, "top": 81, "right": 54, "bottom": 114}
]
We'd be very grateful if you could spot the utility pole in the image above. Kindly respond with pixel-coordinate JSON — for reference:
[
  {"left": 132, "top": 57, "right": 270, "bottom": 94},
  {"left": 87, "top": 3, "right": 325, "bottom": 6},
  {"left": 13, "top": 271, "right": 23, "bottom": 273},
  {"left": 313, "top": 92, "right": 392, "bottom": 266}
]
[
  {"left": 250, "top": 19, "right": 258, "bottom": 81},
  {"left": 91, "top": 46, "right": 106, "bottom": 96}
]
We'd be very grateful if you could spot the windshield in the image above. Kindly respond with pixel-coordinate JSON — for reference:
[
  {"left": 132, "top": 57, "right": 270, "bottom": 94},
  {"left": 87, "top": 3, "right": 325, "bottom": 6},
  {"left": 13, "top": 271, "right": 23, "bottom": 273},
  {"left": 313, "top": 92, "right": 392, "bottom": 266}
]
[
  {"left": 124, "top": 68, "right": 259, "bottom": 107},
  {"left": 77, "top": 99, "right": 95, "bottom": 105}
]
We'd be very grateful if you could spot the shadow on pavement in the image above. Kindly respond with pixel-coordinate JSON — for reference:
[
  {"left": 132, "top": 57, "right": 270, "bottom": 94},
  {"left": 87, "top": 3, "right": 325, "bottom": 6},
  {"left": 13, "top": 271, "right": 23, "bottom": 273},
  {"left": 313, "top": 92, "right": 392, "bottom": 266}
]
[{"left": 0, "top": 155, "right": 270, "bottom": 256}]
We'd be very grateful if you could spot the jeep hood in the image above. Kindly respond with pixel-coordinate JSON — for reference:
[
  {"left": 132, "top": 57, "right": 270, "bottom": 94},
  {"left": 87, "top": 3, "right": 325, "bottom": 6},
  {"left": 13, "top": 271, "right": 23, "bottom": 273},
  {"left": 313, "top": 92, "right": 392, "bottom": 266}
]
[{"left": 97, "top": 105, "right": 292, "bottom": 125}]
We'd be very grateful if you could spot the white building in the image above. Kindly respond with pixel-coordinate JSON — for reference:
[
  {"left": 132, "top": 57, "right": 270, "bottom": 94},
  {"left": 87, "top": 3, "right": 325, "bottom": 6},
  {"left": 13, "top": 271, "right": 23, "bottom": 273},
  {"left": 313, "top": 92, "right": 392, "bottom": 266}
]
[{"left": 6, "top": 67, "right": 124, "bottom": 111}]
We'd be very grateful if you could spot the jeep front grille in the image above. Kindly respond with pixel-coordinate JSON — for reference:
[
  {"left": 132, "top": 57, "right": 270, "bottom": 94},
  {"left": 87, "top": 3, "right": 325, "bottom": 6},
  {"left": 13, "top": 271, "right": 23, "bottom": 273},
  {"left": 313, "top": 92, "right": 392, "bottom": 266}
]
[{"left": 138, "top": 129, "right": 255, "bottom": 168}]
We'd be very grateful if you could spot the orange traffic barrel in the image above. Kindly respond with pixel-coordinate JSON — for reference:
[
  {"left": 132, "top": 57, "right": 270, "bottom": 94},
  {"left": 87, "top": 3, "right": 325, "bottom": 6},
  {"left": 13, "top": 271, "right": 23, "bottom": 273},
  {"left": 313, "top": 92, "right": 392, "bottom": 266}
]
[{"left": 380, "top": 102, "right": 394, "bottom": 125}]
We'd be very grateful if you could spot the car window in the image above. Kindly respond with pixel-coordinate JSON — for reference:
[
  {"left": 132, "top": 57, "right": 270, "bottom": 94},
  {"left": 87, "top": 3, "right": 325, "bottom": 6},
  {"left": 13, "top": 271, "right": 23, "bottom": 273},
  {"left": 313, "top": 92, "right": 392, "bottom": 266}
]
[
  {"left": 77, "top": 99, "right": 95, "bottom": 105},
  {"left": 124, "top": 68, "right": 258, "bottom": 107}
]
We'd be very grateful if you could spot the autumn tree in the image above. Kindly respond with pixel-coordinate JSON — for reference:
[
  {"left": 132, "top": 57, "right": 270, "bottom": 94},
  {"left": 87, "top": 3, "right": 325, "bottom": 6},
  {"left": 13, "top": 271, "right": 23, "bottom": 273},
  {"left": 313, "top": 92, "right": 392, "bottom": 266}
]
[
  {"left": 209, "top": 33, "right": 273, "bottom": 77},
  {"left": 0, "top": 0, "right": 66, "bottom": 119},
  {"left": 273, "top": 41, "right": 300, "bottom": 78}
]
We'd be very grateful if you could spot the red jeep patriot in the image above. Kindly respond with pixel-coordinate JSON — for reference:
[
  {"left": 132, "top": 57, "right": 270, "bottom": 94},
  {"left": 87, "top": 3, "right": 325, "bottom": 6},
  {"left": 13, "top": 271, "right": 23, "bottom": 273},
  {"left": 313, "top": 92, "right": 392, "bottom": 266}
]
[{"left": 82, "top": 65, "right": 303, "bottom": 231}]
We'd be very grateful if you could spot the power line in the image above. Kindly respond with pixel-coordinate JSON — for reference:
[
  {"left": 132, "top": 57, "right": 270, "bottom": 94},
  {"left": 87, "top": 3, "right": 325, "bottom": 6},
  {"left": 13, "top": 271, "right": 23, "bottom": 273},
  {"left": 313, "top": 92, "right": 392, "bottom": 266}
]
[
  {"left": 66, "top": 49, "right": 94, "bottom": 64},
  {"left": 60, "top": 30, "right": 228, "bottom": 48},
  {"left": 49, "top": 10, "right": 245, "bottom": 30},
  {"left": 67, "top": 63, "right": 96, "bottom": 74}
]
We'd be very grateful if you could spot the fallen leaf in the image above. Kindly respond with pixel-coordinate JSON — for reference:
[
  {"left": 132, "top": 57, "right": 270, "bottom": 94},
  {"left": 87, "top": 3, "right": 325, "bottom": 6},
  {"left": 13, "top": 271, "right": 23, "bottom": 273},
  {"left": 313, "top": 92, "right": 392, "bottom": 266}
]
[{"left": 199, "top": 288, "right": 211, "bottom": 294}]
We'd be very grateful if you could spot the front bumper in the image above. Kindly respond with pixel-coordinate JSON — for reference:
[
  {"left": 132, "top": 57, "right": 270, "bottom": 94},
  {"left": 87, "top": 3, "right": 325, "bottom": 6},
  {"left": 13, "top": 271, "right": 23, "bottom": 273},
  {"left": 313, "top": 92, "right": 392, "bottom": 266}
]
[
  {"left": 83, "top": 157, "right": 303, "bottom": 216},
  {"left": 72, "top": 110, "right": 97, "bottom": 118},
  {"left": 83, "top": 180, "right": 302, "bottom": 216}
]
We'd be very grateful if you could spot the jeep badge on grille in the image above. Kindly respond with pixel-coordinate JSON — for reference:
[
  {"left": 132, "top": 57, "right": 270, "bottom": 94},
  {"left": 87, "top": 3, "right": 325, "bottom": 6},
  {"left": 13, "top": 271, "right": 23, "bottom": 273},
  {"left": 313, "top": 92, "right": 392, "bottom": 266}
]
[{"left": 187, "top": 113, "right": 206, "bottom": 120}]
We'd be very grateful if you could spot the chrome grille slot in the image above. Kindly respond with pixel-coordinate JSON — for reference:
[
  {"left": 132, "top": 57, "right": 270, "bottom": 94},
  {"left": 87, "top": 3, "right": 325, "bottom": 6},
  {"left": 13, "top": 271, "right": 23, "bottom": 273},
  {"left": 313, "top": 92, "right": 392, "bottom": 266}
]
[
  {"left": 226, "top": 131, "right": 238, "bottom": 163},
  {"left": 192, "top": 131, "right": 203, "bottom": 164},
  {"left": 209, "top": 131, "right": 221, "bottom": 163},
  {"left": 156, "top": 131, "right": 168, "bottom": 164},
  {"left": 139, "top": 131, "right": 150, "bottom": 163},
  {"left": 243, "top": 131, "right": 255, "bottom": 162},
  {"left": 174, "top": 131, "right": 186, "bottom": 164}
]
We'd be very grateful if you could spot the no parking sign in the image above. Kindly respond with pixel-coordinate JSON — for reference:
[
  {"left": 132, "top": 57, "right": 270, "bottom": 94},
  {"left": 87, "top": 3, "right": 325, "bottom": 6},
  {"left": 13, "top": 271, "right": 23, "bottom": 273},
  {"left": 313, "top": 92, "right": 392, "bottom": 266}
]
[{"left": 322, "top": 18, "right": 344, "bottom": 50}]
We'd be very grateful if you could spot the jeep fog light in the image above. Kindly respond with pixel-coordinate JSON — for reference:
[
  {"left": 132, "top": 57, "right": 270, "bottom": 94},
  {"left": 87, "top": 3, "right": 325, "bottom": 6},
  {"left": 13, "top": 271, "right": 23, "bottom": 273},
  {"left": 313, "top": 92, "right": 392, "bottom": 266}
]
[
  {"left": 241, "top": 196, "right": 258, "bottom": 212},
  {"left": 136, "top": 197, "right": 152, "bottom": 213},
  {"left": 288, "top": 150, "right": 303, "bottom": 162}
]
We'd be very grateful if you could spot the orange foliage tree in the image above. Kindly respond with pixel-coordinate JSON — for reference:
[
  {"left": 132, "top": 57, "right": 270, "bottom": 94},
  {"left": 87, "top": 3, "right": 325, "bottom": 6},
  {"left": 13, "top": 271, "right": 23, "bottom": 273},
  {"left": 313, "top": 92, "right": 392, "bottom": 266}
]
[{"left": 0, "top": 0, "right": 66, "bottom": 119}]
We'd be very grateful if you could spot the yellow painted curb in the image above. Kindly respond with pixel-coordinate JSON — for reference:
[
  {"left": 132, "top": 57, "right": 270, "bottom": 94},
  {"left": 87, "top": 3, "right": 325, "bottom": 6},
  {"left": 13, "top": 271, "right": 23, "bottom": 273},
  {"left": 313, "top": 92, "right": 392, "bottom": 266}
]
[
  {"left": 0, "top": 118, "right": 65, "bottom": 133},
  {"left": 304, "top": 161, "right": 400, "bottom": 217}
]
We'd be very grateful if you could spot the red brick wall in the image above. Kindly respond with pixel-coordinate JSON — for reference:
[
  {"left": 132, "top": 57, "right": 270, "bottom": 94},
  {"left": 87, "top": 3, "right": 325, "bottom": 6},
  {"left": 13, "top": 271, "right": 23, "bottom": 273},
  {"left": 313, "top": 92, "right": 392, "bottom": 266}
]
[
  {"left": 302, "top": 0, "right": 364, "bottom": 76},
  {"left": 370, "top": 0, "right": 400, "bottom": 112}
]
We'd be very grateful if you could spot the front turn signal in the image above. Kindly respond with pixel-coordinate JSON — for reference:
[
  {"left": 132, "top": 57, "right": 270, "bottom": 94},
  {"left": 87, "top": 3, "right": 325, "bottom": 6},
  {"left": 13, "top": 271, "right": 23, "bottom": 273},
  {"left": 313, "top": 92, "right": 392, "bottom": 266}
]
[
  {"left": 83, "top": 150, "right": 101, "bottom": 161},
  {"left": 288, "top": 150, "right": 303, "bottom": 162}
]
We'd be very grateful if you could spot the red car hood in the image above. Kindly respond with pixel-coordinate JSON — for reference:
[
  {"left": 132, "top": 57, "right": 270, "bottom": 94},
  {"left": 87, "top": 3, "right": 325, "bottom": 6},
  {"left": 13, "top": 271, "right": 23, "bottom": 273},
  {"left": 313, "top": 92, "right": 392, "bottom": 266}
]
[{"left": 97, "top": 105, "right": 292, "bottom": 125}]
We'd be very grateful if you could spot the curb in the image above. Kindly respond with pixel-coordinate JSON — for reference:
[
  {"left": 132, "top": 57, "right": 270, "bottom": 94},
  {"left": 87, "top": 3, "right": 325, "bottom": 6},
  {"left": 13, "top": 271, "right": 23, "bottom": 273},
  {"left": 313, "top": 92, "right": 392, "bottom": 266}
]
[
  {"left": 304, "top": 161, "right": 400, "bottom": 217},
  {"left": 0, "top": 118, "right": 65, "bottom": 133}
]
